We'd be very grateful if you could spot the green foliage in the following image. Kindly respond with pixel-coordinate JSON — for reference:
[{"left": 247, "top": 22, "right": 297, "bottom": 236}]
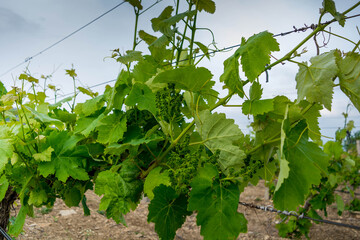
[
  {"left": 188, "top": 164, "right": 247, "bottom": 239},
  {"left": 37, "top": 131, "right": 89, "bottom": 182},
  {"left": 337, "top": 52, "right": 360, "bottom": 111},
  {"left": 144, "top": 167, "right": 171, "bottom": 200},
  {"left": 295, "top": 50, "right": 338, "bottom": 110},
  {"left": 236, "top": 31, "right": 279, "bottom": 81},
  {"left": 148, "top": 185, "right": 191, "bottom": 240},
  {"left": 274, "top": 121, "right": 329, "bottom": 210},
  {"left": 195, "top": 110, "right": 246, "bottom": 171}
]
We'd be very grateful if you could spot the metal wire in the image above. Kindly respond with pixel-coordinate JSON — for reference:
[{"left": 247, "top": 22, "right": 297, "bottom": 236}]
[
  {"left": 0, "top": 226, "right": 13, "bottom": 240},
  {"left": 239, "top": 201, "right": 360, "bottom": 231}
]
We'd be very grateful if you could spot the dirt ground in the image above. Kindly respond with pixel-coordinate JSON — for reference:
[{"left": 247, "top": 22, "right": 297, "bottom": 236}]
[{"left": 11, "top": 181, "right": 360, "bottom": 240}]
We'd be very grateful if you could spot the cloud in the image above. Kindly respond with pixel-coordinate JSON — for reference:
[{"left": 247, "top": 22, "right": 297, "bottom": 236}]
[{"left": 0, "top": 7, "right": 40, "bottom": 33}]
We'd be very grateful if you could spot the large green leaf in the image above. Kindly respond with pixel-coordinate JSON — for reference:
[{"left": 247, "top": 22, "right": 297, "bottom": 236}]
[
  {"left": 188, "top": 164, "right": 247, "bottom": 240},
  {"left": 273, "top": 120, "right": 329, "bottom": 210},
  {"left": 295, "top": 50, "right": 338, "bottom": 111},
  {"left": 0, "top": 81, "right": 7, "bottom": 97},
  {"left": 24, "top": 105, "right": 62, "bottom": 125},
  {"left": 299, "top": 101, "right": 323, "bottom": 144},
  {"left": 236, "top": 31, "right": 279, "bottom": 82},
  {"left": 337, "top": 52, "right": 360, "bottom": 111},
  {"left": 138, "top": 30, "right": 157, "bottom": 45},
  {"left": 96, "top": 111, "right": 127, "bottom": 144},
  {"left": 195, "top": 110, "right": 246, "bottom": 171},
  {"left": 125, "top": 0, "right": 143, "bottom": 10},
  {"left": 0, "top": 175, "right": 9, "bottom": 201},
  {"left": 125, "top": 83, "right": 157, "bottom": 115},
  {"left": 79, "top": 95, "right": 105, "bottom": 116},
  {"left": 322, "top": 0, "right": 345, "bottom": 26},
  {"left": 95, "top": 160, "right": 143, "bottom": 224},
  {"left": 151, "top": 6, "right": 196, "bottom": 36},
  {"left": 152, "top": 66, "right": 216, "bottom": 97},
  {"left": 151, "top": 6, "right": 173, "bottom": 32},
  {"left": 33, "top": 146, "right": 54, "bottom": 162},
  {"left": 133, "top": 56, "right": 158, "bottom": 83},
  {"left": 0, "top": 125, "right": 13, "bottom": 172},
  {"left": 8, "top": 205, "right": 31, "bottom": 236},
  {"left": 144, "top": 167, "right": 171, "bottom": 200},
  {"left": 193, "top": 0, "right": 216, "bottom": 13},
  {"left": 242, "top": 99, "right": 274, "bottom": 116},
  {"left": 148, "top": 185, "right": 190, "bottom": 240},
  {"left": 220, "top": 53, "right": 244, "bottom": 97},
  {"left": 75, "top": 113, "right": 105, "bottom": 137},
  {"left": 38, "top": 131, "right": 89, "bottom": 182},
  {"left": 116, "top": 50, "right": 143, "bottom": 65}
]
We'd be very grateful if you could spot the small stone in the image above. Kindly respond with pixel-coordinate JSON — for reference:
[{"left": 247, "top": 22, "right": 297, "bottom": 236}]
[{"left": 59, "top": 209, "right": 77, "bottom": 216}]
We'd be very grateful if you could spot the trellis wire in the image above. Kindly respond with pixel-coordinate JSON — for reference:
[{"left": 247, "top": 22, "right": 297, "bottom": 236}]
[{"left": 239, "top": 201, "right": 360, "bottom": 231}]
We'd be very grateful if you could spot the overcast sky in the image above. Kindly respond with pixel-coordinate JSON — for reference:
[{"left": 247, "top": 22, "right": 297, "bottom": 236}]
[{"left": 0, "top": 0, "right": 359, "bottom": 139}]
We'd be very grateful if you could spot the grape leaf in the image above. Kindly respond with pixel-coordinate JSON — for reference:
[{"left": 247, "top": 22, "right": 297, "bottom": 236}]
[
  {"left": 104, "top": 70, "right": 131, "bottom": 111},
  {"left": 75, "top": 113, "right": 105, "bottom": 137},
  {"left": 299, "top": 101, "right": 323, "bottom": 144},
  {"left": 0, "top": 81, "right": 7, "bottom": 97},
  {"left": 242, "top": 99, "right": 274, "bottom": 116},
  {"left": 236, "top": 31, "right": 280, "bottom": 82},
  {"left": 105, "top": 133, "right": 163, "bottom": 155},
  {"left": 194, "top": 41, "right": 210, "bottom": 59},
  {"left": 151, "top": 6, "right": 173, "bottom": 32},
  {"left": 24, "top": 105, "right": 62, "bottom": 125},
  {"left": 53, "top": 109, "right": 77, "bottom": 125},
  {"left": 220, "top": 53, "right": 244, "bottom": 97},
  {"left": 95, "top": 160, "right": 143, "bottom": 224},
  {"left": 49, "top": 96, "right": 73, "bottom": 109},
  {"left": 323, "top": 141, "right": 343, "bottom": 159},
  {"left": 8, "top": 205, "right": 30, "bottom": 236},
  {"left": 0, "top": 175, "right": 9, "bottom": 201},
  {"left": 33, "top": 146, "right": 54, "bottom": 162},
  {"left": 0, "top": 126, "right": 13, "bottom": 172},
  {"left": 148, "top": 185, "right": 191, "bottom": 240},
  {"left": 151, "top": 6, "right": 196, "bottom": 36},
  {"left": 193, "top": 0, "right": 216, "bottom": 13},
  {"left": 77, "top": 86, "right": 97, "bottom": 98},
  {"left": 144, "top": 167, "right": 171, "bottom": 200},
  {"left": 273, "top": 120, "right": 329, "bottom": 210},
  {"left": 138, "top": 30, "right": 157, "bottom": 45},
  {"left": 322, "top": 0, "right": 345, "bottom": 26},
  {"left": 295, "top": 50, "right": 338, "bottom": 111},
  {"left": 133, "top": 56, "right": 158, "bottom": 83},
  {"left": 116, "top": 50, "right": 143, "bottom": 65},
  {"left": 152, "top": 66, "right": 217, "bottom": 97},
  {"left": 188, "top": 164, "right": 247, "bottom": 239},
  {"left": 125, "top": 0, "right": 143, "bottom": 10},
  {"left": 38, "top": 131, "right": 89, "bottom": 182},
  {"left": 125, "top": 83, "right": 157, "bottom": 115},
  {"left": 29, "top": 187, "right": 48, "bottom": 207},
  {"left": 96, "top": 111, "right": 127, "bottom": 144},
  {"left": 337, "top": 52, "right": 360, "bottom": 111},
  {"left": 79, "top": 95, "right": 105, "bottom": 116},
  {"left": 195, "top": 110, "right": 246, "bottom": 171}
]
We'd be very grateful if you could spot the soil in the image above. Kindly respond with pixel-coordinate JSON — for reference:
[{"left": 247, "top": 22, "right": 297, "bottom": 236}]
[{"left": 11, "top": 181, "right": 360, "bottom": 240}]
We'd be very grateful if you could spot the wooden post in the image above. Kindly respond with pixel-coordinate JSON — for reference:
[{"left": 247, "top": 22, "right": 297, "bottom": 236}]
[{"left": 357, "top": 140, "right": 360, "bottom": 157}]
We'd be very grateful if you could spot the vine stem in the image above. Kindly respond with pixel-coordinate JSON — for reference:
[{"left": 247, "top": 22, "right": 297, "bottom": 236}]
[
  {"left": 188, "top": 7, "right": 198, "bottom": 65},
  {"left": 140, "top": 91, "right": 234, "bottom": 178},
  {"left": 176, "top": 3, "right": 193, "bottom": 66},
  {"left": 132, "top": 4, "right": 141, "bottom": 50}
]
